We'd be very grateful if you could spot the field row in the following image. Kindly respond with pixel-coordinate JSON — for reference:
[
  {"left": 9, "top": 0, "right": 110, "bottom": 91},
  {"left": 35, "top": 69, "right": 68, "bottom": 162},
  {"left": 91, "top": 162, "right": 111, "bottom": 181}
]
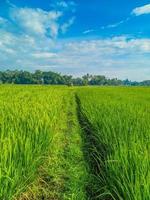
[
  {"left": 0, "top": 86, "right": 150, "bottom": 200},
  {"left": 0, "top": 86, "right": 88, "bottom": 200},
  {"left": 77, "top": 87, "right": 150, "bottom": 200}
]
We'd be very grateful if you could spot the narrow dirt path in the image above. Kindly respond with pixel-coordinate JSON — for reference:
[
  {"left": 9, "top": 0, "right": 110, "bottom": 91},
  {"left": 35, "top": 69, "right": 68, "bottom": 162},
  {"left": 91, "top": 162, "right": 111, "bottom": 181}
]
[
  {"left": 75, "top": 94, "right": 110, "bottom": 200},
  {"left": 17, "top": 91, "right": 89, "bottom": 200},
  {"left": 62, "top": 91, "right": 89, "bottom": 200}
]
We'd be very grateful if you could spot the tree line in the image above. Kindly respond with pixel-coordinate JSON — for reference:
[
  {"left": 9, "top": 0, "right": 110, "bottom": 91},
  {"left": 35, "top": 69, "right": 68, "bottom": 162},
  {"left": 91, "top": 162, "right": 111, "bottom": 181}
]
[{"left": 0, "top": 70, "right": 149, "bottom": 86}]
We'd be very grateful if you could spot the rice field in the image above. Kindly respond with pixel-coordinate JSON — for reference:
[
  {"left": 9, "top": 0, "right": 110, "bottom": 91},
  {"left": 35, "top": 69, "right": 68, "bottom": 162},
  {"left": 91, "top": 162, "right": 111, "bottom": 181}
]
[
  {"left": 0, "top": 85, "right": 149, "bottom": 200},
  {"left": 77, "top": 87, "right": 150, "bottom": 200}
]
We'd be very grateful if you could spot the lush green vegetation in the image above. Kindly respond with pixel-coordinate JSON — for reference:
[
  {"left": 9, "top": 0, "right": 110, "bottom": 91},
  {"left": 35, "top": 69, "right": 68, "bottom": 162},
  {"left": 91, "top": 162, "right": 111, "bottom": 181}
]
[
  {"left": 0, "top": 86, "right": 88, "bottom": 200},
  {"left": 0, "top": 86, "right": 149, "bottom": 200},
  {"left": 77, "top": 87, "right": 150, "bottom": 199},
  {"left": 0, "top": 70, "right": 150, "bottom": 86}
]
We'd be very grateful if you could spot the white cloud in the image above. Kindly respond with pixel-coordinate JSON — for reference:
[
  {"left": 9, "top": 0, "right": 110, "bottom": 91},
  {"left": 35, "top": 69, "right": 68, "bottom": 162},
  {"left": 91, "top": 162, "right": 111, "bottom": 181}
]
[
  {"left": 0, "top": 17, "right": 6, "bottom": 24},
  {"left": 0, "top": 17, "right": 10, "bottom": 29},
  {"left": 0, "top": 3, "right": 75, "bottom": 70},
  {"left": 61, "top": 17, "right": 75, "bottom": 33},
  {"left": 57, "top": 1, "right": 76, "bottom": 9},
  {"left": 57, "top": 1, "right": 68, "bottom": 8},
  {"left": 32, "top": 52, "right": 57, "bottom": 58},
  {"left": 132, "top": 4, "right": 150, "bottom": 16},
  {"left": 0, "top": 3, "right": 150, "bottom": 81},
  {"left": 83, "top": 29, "right": 94, "bottom": 34},
  {"left": 5, "top": 0, "right": 16, "bottom": 8},
  {"left": 101, "top": 18, "right": 130, "bottom": 29},
  {"left": 11, "top": 7, "right": 62, "bottom": 38},
  {"left": 52, "top": 1, "right": 76, "bottom": 12},
  {"left": 1, "top": 26, "right": 150, "bottom": 80},
  {"left": 105, "top": 20, "right": 125, "bottom": 28},
  {"left": 58, "top": 37, "right": 150, "bottom": 80}
]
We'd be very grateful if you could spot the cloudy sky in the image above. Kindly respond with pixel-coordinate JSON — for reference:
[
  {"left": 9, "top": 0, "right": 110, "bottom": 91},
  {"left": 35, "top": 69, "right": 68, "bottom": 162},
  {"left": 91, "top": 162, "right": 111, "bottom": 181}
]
[{"left": 0, "top": 0, "right": 150, "bottom": 80}]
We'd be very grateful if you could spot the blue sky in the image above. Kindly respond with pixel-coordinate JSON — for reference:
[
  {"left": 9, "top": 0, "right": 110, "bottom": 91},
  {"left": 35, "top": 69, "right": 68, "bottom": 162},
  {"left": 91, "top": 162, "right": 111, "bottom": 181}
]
[{"left": 0, "top": 0, "right": 150, "bottom": 80}]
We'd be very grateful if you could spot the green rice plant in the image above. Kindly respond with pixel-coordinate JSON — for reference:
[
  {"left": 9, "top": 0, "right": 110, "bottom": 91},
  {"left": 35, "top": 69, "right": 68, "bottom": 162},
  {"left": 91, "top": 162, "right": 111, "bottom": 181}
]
[
  {"left": 1, "top": 85, "right": 149, "bottom": 200},
  {"left": 0, "top": 85, "right": 88, "bottom": 200},
  {"left": 0, "top": 85, "right": 70, "bottom": 199},
  {"left": 77, "top": 87, "right": 150, "bottom": 200}
]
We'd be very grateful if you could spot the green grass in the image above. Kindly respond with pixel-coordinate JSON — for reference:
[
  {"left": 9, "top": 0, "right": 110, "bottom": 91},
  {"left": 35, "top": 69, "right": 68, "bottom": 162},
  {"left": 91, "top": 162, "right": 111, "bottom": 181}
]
[
  {"left": 77, "top": 87, "right": 150, "bottom": 200},
  {"left": 0, "top": 85, "right": 150, "bottom": 200},
  {"left": 0, "top": 85, "right": 88, "bottom": 200}
]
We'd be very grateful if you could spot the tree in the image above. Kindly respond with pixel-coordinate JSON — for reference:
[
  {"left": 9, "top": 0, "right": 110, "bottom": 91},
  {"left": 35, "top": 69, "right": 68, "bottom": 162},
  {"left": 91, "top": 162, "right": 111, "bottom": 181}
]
[
  {"left": 72, "top": 77, "right": 83, "bottom": 85},
  {"left": 82, "top": 73, "right": 91, "bottom": 85},
  {"left": 62, "top": 75, "right": 73, "bottom": 86},
  {"left": 0, "top": 69, "right": 149, "bottom": 86},
  {"left": 14, "top": 71, "right": 34, "bottom": 84},
  {"left": 33, "top": 70, "right": 44, "bottom": 84},
  {"left": 90, "top": 75, "right": 106, "bottom": 85},
  {"left": 42, "top": 71, "right": 64, "bottom": 84}
]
